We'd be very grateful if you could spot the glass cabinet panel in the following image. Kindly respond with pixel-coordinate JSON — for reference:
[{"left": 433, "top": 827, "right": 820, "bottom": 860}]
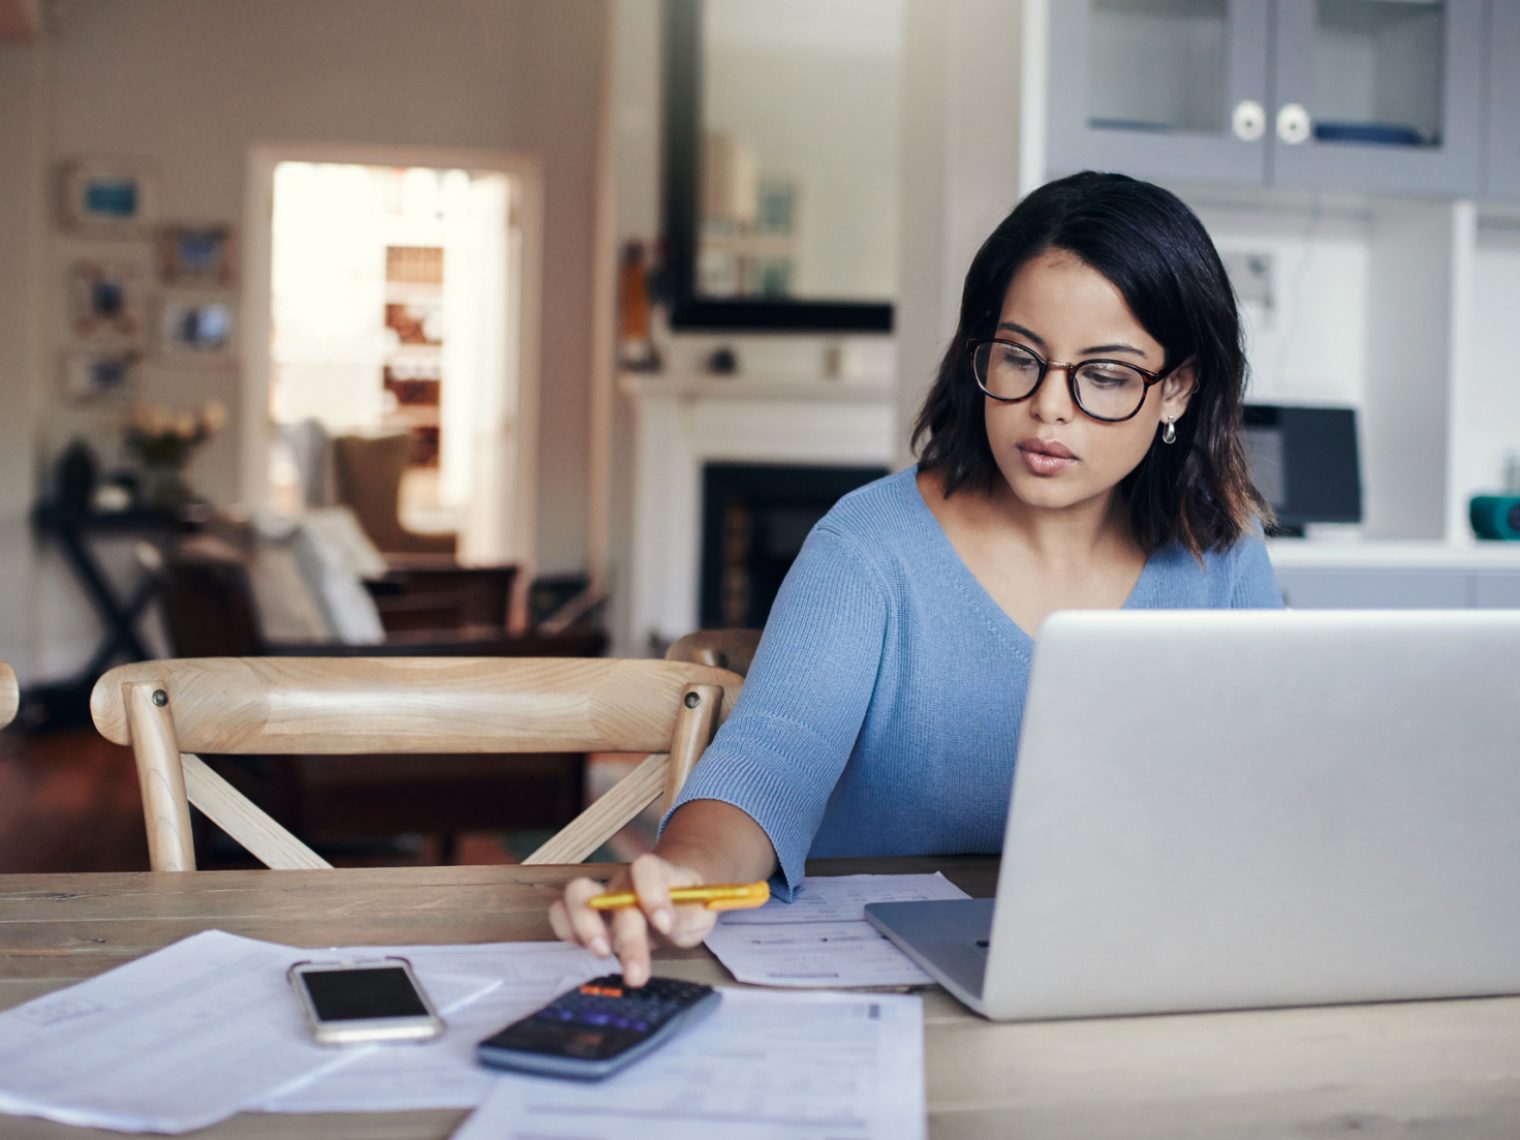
[
  {"left": 1308, "top": 0, "right": 1446, "bottom": 151},
  {"left": 1046, "top": 0, "right": 1270, "bottom": 187},
  {"left": 1484, "top": 0, "right": 1520, "bottom": 198},
  {"left": 1272, "top": 0, "right": 1481, "bottom": 194},
  {"left": 1087, "top": 0, "right": 1229, "bottom": 135}
]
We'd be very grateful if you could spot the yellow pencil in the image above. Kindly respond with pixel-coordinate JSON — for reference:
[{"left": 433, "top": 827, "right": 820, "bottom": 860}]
[{"left": 587, "top": 881, "right": 771, "bottom": 912}]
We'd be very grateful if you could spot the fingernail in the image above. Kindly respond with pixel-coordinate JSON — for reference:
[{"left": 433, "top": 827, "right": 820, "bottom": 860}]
[
  {"left": 590, "top": 936, "right": 610, "bottom": 956},
  {"left": 652, "top": 908, "right": 673, "bottom": 934},
  {"left": 627, "top": 962, "right": 647, "bottom": 986}
]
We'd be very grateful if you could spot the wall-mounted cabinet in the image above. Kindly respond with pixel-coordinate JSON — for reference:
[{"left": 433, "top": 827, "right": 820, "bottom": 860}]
[
  {"left": 1021, "top": 0, "right": 1520, "bottom": 552},
  {"left": 1048, "top": 0, "right": 1484, "bottom": 197},
  {"left": 1047, "top": 0, "right": 1271, "bottom": 187},
  {"left": 1485, "top": 0, "right": 1520, "bottom": 198}
]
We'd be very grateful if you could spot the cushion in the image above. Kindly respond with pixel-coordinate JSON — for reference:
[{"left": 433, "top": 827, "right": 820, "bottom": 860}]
[
  {"left": 243, "top": 527, "right": 332, "bottom": 643},
  {"left": 251, "top": 510, "right": 385, "bottom": 645}
]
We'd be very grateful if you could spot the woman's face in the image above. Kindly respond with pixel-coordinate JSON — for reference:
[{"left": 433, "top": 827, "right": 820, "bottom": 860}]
[{"left": 982, "top": 248, "right": 1195, "bottom": 521}]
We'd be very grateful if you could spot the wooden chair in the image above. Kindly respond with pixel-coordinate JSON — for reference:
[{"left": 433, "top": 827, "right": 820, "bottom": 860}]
[
  {"left": 1, "top": 660, "right": 17, "bottom": 729},
  {"left": 91, "top": 657, "right": 743, "bottom": 872},
  {"left": 665, "top": 629, "right": 761, "bottom": 677},
  {"left": 136, "top": 536, "right": 613, "bottom": 864}
]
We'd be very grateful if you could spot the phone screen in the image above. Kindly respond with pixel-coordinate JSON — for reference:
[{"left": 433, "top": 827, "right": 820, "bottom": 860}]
[{"left": 300, "top": 967, "right": 429, "bottom": 1022}]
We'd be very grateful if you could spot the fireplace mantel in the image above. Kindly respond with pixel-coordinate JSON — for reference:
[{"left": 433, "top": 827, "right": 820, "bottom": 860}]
[{"left": 623, "top": 370, "right": 898, "bottom": 649}]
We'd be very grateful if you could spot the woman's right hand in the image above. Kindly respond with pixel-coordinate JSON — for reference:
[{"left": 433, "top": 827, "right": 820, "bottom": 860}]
[{"left": 548, "top": 853, "right": 719, "bottom": 987}]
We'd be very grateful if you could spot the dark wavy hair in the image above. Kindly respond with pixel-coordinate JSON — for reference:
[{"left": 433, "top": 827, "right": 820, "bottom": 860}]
[{"left": 912, "top": 171, "right": 1269, "bottom": 555}]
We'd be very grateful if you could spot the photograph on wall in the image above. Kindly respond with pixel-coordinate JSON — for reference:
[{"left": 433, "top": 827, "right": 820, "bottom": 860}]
[
  {"left": 157, "top": 224, "right": 236, "bottom": 285},
  {"left": 755, "top": 179, "right": 798, "bottom": 236},
  {"left": 69, "top": 260, "right": 146, "bottom": 341},
  {"left": 156, "top": 291, "right": 238, "bottom": 362},
  {"left": 61, "top": 349, "right": 141, "bottom": 404},
  {"left": 59, "top": 159, "right": 159, "bottom": 236}
]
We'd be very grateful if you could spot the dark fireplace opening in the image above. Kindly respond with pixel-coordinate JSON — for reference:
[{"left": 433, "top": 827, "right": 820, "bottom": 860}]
[{"left": 700, "top": 462, "right": 890, "bottom": 630}]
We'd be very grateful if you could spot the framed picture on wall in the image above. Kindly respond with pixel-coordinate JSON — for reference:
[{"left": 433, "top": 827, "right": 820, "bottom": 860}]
[
  {"left": 157, "top": 224, "right": 236, "bottom": 285},
  {"left": 59, "top": 158, "right": 159, "bottom": 237},
  {"left": 61, "top": 349, "right": 141, "bottom": 403},
  {"left": 156, "top": 290, "right": 238, "bottom": 363},
  {"left": 69, "top": 260, "right": 146, "bottom": 341}
]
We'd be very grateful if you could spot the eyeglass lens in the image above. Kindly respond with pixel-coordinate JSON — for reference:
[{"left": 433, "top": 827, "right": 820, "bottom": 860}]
[{"left": 973, "top": 341, "right": 1149, "bottom": 421}]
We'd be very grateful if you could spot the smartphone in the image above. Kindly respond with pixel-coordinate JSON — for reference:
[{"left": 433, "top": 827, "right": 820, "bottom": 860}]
[{"left": 287, "top": 956, "right": 444, "bottom": 1046}]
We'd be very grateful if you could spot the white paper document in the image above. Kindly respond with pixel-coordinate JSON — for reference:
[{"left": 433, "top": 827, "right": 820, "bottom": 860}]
[
  {"left": 0, "top": 929, "right": 598, "bottom": 1133},
  {"left": 454, "top": 987, "right": 926, "bottom": 1140},
  {"left": 704, "top": 872, "right": 971, "bottom": 987}
]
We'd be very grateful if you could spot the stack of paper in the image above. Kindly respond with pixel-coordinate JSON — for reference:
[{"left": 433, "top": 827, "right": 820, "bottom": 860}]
[
  {"left": 0, "top": 874, "right": 951, "bottom": 1135},
  {"left": 0, "top": 930, "right": 594, "bottom": 1133},
  {"left": 455, "top": 987, "right": 926, "bottom": 1140}
]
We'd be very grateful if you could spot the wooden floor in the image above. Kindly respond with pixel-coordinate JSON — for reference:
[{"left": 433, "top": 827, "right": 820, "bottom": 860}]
[
  {"left": 0, "top": 728, "right": 150, "bottom": 873},
  {"left": 0, "top": 728, "right": 652, "bottom": 875},
  {"left": 0, "top": 728, "right": 527, "bottom": 874}
]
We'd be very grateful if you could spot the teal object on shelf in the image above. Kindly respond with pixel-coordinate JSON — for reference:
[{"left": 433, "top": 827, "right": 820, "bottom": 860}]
[{"left": 1469, "top": 495, "right": 1520, "bottom": 540}]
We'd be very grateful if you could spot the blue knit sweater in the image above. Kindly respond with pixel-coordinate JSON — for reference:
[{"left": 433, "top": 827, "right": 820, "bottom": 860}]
[{"left": 668, "top": 466, "right": 1284, "bottom": 894}]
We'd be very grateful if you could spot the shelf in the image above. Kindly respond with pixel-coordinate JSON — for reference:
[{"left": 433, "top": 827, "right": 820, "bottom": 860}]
[{"left": 384, "top": 283, "right": 444, "bottom": 304}]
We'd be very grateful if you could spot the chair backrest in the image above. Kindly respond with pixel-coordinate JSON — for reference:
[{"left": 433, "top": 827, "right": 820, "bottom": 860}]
[
  {"left": 91, "top": 656, "right": 743, "bottom": 871},
  {"left": 0, "top": 660, "right": 17, "bottom": 729},
  {"left": 665, "top": 629, "right": 761, "bottom": 677}
]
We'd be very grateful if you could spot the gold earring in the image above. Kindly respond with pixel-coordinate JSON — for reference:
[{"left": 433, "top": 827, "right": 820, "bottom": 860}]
[{"left": 1162, "top": 417, "right": 1177, "bottom": 445}]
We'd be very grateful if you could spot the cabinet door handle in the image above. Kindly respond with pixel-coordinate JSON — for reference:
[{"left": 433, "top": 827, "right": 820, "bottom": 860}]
[
  {"left": 1232, "top": 100, "right": 1266, "bottom": 141},
  {"left": 1277, "top": 103, "right": 1312, "bottom": 145}
]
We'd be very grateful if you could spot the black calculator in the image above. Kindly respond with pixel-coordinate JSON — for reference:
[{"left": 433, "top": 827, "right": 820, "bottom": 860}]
[{"left": 476, "top": 974, "right": 721, "bottom": 1080}]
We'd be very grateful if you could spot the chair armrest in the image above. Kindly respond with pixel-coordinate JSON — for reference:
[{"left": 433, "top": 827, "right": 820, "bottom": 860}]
[{"left": 364, "top": 562, "right": 519, "bottom": 633}]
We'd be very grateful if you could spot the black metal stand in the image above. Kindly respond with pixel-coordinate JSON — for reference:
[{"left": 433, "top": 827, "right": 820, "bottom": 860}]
[{"left": 24, "top": 504, "right": 196, "bottom": 730}]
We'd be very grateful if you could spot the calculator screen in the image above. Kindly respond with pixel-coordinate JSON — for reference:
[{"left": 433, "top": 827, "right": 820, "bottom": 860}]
[{"left": 485, "top": 1020, "right": 635, "bottom": 1059}]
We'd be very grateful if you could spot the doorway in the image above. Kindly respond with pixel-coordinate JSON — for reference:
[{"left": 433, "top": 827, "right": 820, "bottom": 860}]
[{"left": 242, "top": 144, "right": 541, "bottom": 567}]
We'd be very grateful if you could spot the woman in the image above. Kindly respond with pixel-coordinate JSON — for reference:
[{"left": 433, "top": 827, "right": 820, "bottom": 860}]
[{"left": 551, "top": 171, "right": 1282, "bottom": 984}]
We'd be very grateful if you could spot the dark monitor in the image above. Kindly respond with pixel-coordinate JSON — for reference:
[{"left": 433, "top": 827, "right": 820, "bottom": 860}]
[{"left": 1242, "top": 404, "right": 1362, "bottom": 537}]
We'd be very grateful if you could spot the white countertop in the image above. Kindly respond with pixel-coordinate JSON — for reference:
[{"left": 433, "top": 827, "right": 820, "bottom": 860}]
[{"left": 1267, "top": 539, "right": 1520, "bottom": 568}]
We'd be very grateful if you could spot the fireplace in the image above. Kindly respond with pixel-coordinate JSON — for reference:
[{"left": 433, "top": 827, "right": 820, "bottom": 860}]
[
  {"left": 700, "top": 462, "right": 890, "bottom": 629},
  {"left": 621, "top": 372, "right": 896, "bottom": 651}
]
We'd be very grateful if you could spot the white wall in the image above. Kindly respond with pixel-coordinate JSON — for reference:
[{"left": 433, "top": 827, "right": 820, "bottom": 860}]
[
  {"left": 1188, "top": 194, "right": 1370, "bottom": 410},
  {"left": 0, "top": 44, "right": 42, "bottom": 675},
  {"left": 1462, "top": 220, "right": 1520, "bottom": 497},
  {"left": 5, "top": 0, "right": 607, "bottom": 682},
  {"left": 894, "top": 0, "right": 1028, "bottom": 467},
  {"left": 599, "top": 0, "right": 663, "bottom": 655}
]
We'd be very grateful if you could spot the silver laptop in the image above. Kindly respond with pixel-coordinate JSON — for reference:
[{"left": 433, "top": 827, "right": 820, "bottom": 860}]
[{"left": 864, "top": 609, "right": 1520, "bottom": 1020}]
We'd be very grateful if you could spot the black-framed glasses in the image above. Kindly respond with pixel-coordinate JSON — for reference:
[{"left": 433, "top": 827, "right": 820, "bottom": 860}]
[{"left": 969, "top": 338, "right": 1176, "bottom": 423}]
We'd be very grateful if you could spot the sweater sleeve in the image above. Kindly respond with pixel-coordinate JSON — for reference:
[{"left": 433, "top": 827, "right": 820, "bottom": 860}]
[
  {"left": 663, "top": 525, "right": 890, "bottom": 895},
  {"left": 1230, "top": 532, "right": 1286, "bottom": 608}
]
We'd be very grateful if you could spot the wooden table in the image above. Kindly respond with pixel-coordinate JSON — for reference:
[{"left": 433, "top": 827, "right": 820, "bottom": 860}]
[{"left": 4, "top": 857, "right": 1520, "bottom": 1139}]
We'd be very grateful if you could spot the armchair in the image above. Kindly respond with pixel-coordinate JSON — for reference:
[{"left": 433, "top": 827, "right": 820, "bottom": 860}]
[{"left": 331, "top": 432, "right": 456, "bottom": 556}]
